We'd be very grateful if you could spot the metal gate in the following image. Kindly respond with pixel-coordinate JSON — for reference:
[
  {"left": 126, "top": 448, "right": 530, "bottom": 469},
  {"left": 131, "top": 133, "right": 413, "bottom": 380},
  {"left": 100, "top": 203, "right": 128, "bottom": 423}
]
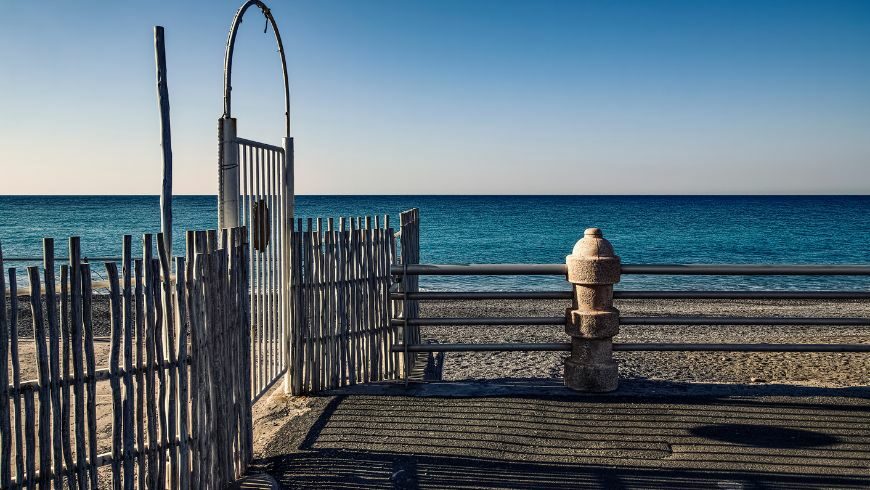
[{"left": 218, "top": 0, "right": 293, "bottom": 401}]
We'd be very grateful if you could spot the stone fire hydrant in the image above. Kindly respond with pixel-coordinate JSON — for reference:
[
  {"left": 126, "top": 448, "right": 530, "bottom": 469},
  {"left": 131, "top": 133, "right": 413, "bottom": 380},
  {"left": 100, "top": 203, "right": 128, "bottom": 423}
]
[{"left": 564, "top": 228, "right": 620, "bottom": 392}]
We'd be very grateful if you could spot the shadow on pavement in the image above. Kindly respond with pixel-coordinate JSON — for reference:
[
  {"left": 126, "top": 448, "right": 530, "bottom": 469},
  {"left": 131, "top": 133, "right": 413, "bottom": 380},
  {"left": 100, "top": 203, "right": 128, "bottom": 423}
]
[{"left": 251, "top": 380, "right": 870, "bottom": 489}]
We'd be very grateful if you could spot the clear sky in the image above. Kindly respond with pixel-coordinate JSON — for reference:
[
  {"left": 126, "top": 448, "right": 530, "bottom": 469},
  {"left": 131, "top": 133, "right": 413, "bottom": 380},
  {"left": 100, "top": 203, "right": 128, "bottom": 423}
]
[{"left": 1, "top": 0, "right": 869, "bottom": 195}]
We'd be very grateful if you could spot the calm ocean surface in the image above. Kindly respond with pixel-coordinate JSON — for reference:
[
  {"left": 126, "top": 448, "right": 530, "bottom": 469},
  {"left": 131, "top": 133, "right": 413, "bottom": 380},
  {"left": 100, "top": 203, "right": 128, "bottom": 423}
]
[{"left": 1, "top": 195, "right": 868, "bottom": 291}]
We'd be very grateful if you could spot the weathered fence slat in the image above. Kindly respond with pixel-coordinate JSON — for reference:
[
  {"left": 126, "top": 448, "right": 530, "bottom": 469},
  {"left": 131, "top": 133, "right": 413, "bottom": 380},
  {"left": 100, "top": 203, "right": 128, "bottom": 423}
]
[
  {"left": 133, "top": 258, "right": 146, "bottom": 490},
  {"left": 106, "top": 262, "right": 123, "bottom": 489},
  {"left": 41, "top": 238, "right": 65, "bottom": 489},
  {"left": 175, "top": 256, "right": 190, "bottom": 490},
  {"left": 0, "top": 246, "right": 10, "bottom": 489},
  {"left": 27, "top": 266, "right": 52, "bottom": 489},
  {"left": 69, "top": 237, "right": 89, "bottom": 490},
  {"left": 60, "top": 264, "right": 75, "bottom": 490},
  {"left": 82, "top": 262, "right": 99, "bottom": 490},
  {"left": 24, "top": 388, "right": 36, "bottom": 489},
  {"left": 122, "top": 236, "right": 135, "bottom": 490},
  {"left": 10, "top": 269, "right": 26, "bottom": 487},
  {"left": 158, "top": 233, "right": 178, "bottom": 490},
  {"left": 142, "top": 236, "right": 159, "bottom": 490}
]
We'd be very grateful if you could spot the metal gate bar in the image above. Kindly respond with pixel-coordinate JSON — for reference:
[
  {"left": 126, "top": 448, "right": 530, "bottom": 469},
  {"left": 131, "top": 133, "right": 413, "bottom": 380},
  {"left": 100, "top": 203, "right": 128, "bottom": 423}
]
[{"left": 237, "top": 138, "right": 287, "bottom": 401}]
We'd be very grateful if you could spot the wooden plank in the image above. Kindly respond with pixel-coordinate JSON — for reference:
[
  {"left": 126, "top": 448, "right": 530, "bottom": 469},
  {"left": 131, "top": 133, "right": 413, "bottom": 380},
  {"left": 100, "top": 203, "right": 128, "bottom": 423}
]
[
  {"left": 106, "top": 262, "right": 123, "bottom": 490},
  {"left": 192, "top": 233, "right": 208, "bottom": 488},
  {"left": 185, "top": 232, "right": 199, "bottom": 489},
  {"left": 326, "top": 219, "right": 336, "bottom": 389},
  {"left": 81, "top": 262, "right": 99, "bottom": 490},
  {"left": 157, "top": 234, "right": 177, "bottom": 489},
  {"left": 0, "top": 246, "right": 10, "bottom": 488},
  {"left": 316, "top": 218, "right": 324, "bottom": 391},
  {"left": 24, "top": 388, "right": 36, "bottom": 489},
  {"left": 59, "top": 264, "right": 76, "bottom": 489},
  {"left": 27, "top": 266, "right": 52, "bottom": 489},
  {"left": 142, "top": 236, "right": 159, "bottom": 490},
  {"left": 9, "top": 269, "right": 26, "bottom": 487},
  {"left": 69, "top": 237, "right": 88, "bottom": 490},
  {"left": 151, "top": 258, "right": 168, "bottom": 488},
  {"left": 0, "top": 249, "right": 9, "bottom": 488},
  {"left": 7, "top": 265, "right": 27, "bottom": 488},
  {"left": 348, "top": 220, "right": 358, "bottom": 386},
  {"left": 133, "top": 259, "right": 146, "bottom": 490},
  {"left": 43, "top": 238, "right": 65, "bottom": 489},
  {"left": 241, "top": 231, "right": 253, "bottom": 462},
  {"left": 228, "top": 231, "right": 242, "bottom": 475},
  {"left": 337, "top": 218, "right": 348, "bottom": 387},
  {"left": 187, "top": 251, "right": 201, "bottom": 490},
  {"left": 198, "top": 251, "right": 213, "bottom": 486},
  {"left": 122, "top": 236, "right": 135, "bottom": 490},
  {"left": 322, "top": 220, "right": 331, "bottom": 390},
  {"left": 175, "top": 257, "right": 190, "bottom": 490}
]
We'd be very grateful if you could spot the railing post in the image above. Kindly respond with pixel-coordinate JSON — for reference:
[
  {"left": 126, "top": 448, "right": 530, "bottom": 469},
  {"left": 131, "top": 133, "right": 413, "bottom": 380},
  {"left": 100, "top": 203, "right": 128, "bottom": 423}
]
[{"left": 564, "top": 228, "right": 620, "bottom": 392}]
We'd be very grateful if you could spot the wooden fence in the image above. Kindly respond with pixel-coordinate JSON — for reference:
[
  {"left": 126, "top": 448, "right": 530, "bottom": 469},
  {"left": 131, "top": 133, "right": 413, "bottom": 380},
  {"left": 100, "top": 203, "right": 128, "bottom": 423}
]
[
  {"left": 285, "top": 215, "right": 398, "bottom": 395},
  {"left": 0, "top": 228, "right": 252, "bottom": 489},
  {"left": 396, "top": 208, "right": 421, "bottom": 377}
]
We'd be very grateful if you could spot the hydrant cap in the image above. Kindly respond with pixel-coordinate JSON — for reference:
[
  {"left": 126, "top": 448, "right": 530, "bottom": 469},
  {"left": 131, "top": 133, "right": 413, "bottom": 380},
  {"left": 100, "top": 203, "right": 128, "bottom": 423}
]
[{"left": 572, "top": 227, "right": 615, "bottom": 258}]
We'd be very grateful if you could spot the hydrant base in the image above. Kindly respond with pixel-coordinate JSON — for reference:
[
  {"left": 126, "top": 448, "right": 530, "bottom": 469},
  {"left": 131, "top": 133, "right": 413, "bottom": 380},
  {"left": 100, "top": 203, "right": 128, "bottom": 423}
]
[{"left": 564, "top": 358, "right": 618, "bottom": 392}]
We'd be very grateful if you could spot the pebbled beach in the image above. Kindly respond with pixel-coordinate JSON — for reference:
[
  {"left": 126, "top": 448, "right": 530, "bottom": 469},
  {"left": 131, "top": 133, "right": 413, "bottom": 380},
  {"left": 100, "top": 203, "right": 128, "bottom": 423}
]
[{"left": 418, "top": 298, "right": 870, "bottom": 387}]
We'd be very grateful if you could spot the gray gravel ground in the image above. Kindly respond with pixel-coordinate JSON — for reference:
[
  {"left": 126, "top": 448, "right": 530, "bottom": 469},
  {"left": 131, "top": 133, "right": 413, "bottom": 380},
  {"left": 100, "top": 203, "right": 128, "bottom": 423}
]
[{"left": 419, "top": 299, "right": 870, "bottom": 387}]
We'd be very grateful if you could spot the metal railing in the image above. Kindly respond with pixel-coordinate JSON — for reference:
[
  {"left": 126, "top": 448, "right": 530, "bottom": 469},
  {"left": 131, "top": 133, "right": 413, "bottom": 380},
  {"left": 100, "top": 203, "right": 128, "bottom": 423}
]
[{"left": 389, "top": 263, "right": 870, "bottom": 372}]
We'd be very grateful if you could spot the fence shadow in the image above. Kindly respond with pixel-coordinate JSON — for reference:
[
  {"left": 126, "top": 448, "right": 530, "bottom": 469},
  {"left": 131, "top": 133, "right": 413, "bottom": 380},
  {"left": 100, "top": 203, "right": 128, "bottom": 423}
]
[{"left": 251, "top": 383, "right": 870, "bottom": 489}]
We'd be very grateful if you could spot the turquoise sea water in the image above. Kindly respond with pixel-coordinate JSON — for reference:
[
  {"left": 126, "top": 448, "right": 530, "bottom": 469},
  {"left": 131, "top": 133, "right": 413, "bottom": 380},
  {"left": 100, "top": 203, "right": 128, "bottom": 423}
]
[{"left": 1, "top": 195, "right": 869, "bottom": 291}]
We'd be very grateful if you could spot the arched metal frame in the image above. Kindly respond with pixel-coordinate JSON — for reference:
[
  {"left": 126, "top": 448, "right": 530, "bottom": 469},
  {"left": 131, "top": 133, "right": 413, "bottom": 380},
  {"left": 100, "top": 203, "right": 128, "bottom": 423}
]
[{"left": 223, "top": 0, "right": 291, "bottom": 138}]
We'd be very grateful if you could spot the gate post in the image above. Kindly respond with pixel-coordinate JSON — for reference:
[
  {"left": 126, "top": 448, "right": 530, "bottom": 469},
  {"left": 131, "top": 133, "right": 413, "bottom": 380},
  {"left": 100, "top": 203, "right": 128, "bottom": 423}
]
[
  {"left": 564, "top": 228, "right": 620, "bottom": 392},
  {"left": 218, "top": 116, "right": 240, "bottom": 229},
  {"left": 283, "top": 136, "right": 294, "bottom": 220}
]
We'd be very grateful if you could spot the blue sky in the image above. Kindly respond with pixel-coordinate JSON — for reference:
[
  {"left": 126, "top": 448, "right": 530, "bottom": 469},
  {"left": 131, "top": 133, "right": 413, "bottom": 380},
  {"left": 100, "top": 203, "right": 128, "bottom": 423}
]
[{"left": 1, "top": 0, "right": 869, "bottom": 194}]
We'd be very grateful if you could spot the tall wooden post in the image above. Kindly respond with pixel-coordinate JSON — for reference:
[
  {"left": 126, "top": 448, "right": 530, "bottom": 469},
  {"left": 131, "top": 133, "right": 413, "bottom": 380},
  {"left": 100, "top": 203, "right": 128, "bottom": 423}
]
[
  {"left": 154, "top": 26, "right": 173, "bottom": 257},
  {"left": 564, "top": 228, "right": 620, "bottom": 391}
]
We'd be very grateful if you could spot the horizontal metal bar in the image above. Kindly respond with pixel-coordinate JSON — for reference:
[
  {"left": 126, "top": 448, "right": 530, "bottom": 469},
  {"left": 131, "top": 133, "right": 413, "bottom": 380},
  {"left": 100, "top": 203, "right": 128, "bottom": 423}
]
[
  {"left": 391, "top": 343, "right": 870, "bottom": 353},
  {"left": 614, "top": 343, "right": 870, "bottom": 352},
  {"left": 391, "top": 316, "right": 870, "bottom": 327},
  {"left": 391, "top": 264, "right": 566, "bottom": 276},
  {"left": 621, "top": 264, "right": 870, "bottom": 275},
  {"left": 391, "top": 317, "right": 565, "bottom": 327},
  {"left": 234, "top": 136, "right": 284, "bottom": 153},
  {"left": 615, "top": 290, "right": 870, "bottom": 300},
  {"left": 391, "top": 263, "right": 870, "bottom": 276},
  {"left": 621, "top": 316, "right": 870, "bottom": 326},
  {"left": 3, "top": 256, "right": 123, "bottom": 263},
  {"left": 390, "top": 290, "right": 870, "bottom": 301},
  {"left": 390, "top": 291, "right": 573, "bottom": 300},
  {"left": 391, "top": 343, "right": 571, "bottom": 352}
]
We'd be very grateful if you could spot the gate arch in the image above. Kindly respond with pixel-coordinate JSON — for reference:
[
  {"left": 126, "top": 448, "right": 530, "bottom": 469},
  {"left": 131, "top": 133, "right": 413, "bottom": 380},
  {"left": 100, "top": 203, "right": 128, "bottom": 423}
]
[{"left": 222, "top": 0, "right": 291, "bottom": 138}]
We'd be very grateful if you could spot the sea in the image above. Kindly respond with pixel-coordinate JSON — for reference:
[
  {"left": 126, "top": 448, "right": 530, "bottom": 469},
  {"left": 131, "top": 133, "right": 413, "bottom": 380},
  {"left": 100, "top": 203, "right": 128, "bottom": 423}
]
[{"left": 1, "top": 195, "right": 869, "bottom": 292}]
